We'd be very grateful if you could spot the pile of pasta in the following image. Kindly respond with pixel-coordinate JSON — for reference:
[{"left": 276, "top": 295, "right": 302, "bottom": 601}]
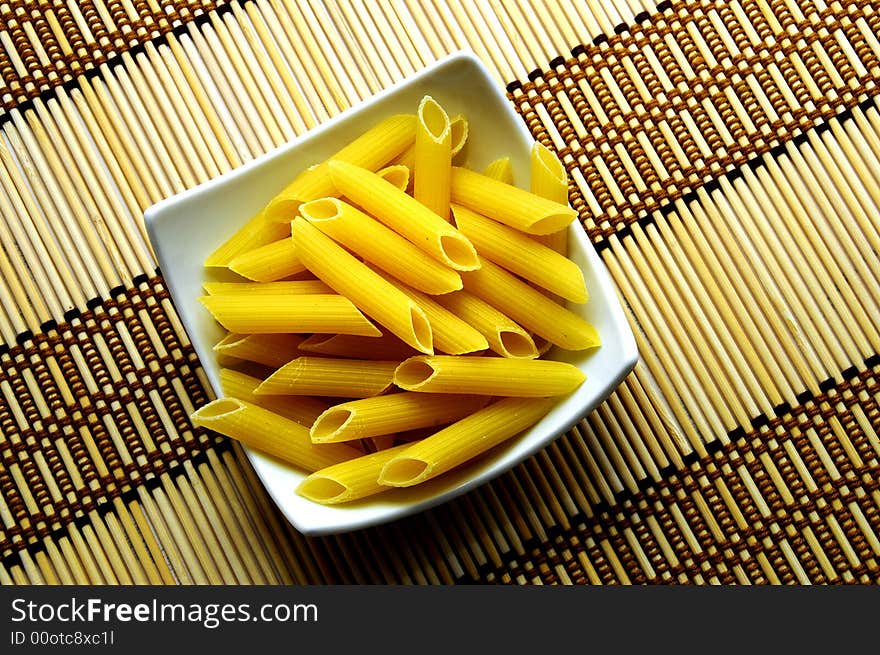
[{"left": 190, "top": 96, "right": 601, "bottom": 505}]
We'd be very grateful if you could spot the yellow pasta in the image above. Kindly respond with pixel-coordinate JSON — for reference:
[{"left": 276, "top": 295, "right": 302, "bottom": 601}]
[
  {"left": 298, "top": 333, "right": 417, "bottom": 360},
  {"left": 255, "top": 356, "right": 399, "bottom": 398},
  {"left": 367, "top": 266, "right": 488, "bottom": 355},
  {"left": 191, "top": 398, "right": 359, "bottom": 470},
  {"left": 197, "top": 99, "right": 606, "bottom": 505},
  {"left": 434, "top": 290, "right": 537, "bottom": 359},
  {"left": 449, "top": 115, "right": 468, "bottom": 158},
  {"left": 203, "top": 280, "right": 333, "bottom": 295},
  {"left": 530, "top": 141, "right": 569, "bottom": 257},
  {"left": 461, "top": 257, "right": 600, "bottom": 350},
  {"left": 200, "top": 294, "right": 380, "bottom": 336},
  {"left": 414, "top": 95, "right": 452, "bottom": 220},
  {"left": 450, "top": 166, "right": 576, "bottom": 235},
  {"left": 327, "top": 160, "right": 479, "bottom": 271},
  {"left": 369, "top": 435, "right": 397, "bottom": 451},
  {"left": 453, "top": 205, "right": 587, "bottom": 303},
  {"left": 395, "top": 113, "right": 468, "bottom": 172},
  {"left": 214, "top": 333, "right": 304, "bottom": 368},
  {"left": 219, "top": 368, "right": 329, "bottom": 427},
  {"left": 297, "top": 444, "right": 412, "bottom": 504},
  {"left": 394, "top": 355, "right": 585, "bottom": 396},
  {"left": 310, "top": 392, "right": 488, "bottom": 443},
  {"left": 534, "top": 337, "right": 554, "bottom": 356},
  {"left": 204, "top": 211, "right": 290, "bottom": 267},
  {"left": 483, "top": 157, "right": 514, "bottom": 184},
  {"left": 530, "top": 141, "right": 568, "bottom": 206},
  {"left": 375, "top": 164, "right": 410, "bottom": 191},
  {"left": 264, "top": 114, "right": 417, "bottom": 222},
  {"left": 226, "top": 237, "right": 306, "bottom": 282},
  {"left": 378, "top": 397, "right": 556, "bottom": 487},
  {"left": 291, "top": 217, "right": 433, "bottom": 354},
  {"left": 299, "top": 198, "right": 461, "bottom": 295}
]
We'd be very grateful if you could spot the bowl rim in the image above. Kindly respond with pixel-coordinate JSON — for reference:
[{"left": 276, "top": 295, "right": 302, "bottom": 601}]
[
  {"left": 144, "top": 50, "right": 639, "bottom": 536},
  {"left": 145, "top": 51, "right": 486, "bottom": 225}
]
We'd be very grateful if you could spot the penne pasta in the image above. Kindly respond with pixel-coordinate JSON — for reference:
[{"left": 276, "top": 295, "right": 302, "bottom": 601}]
[
  {"left": 255, "top": 356, "right": 399, "bottom": 398},
  {"left": 368, "top": 435, "right": 397, "bottom": 451},
  {"left": 393, "top": 355, "right": 585, "bottom": 396},
  {"left": 297, "top": 444, "right": 411, "bottom": 504},
  {"left": 452, "top": 205, "right": 587, "bottom": 303},
  {"left": 204, "top": 211, "right": 290, "bottom": 267},
  {"left": 327, "top": 160, "right": 479, "bottom": 271},
  {"left": 310, "top": 392, "right": 488, "bottom": 443},
  {"left": 191, "top": 398, "right": 359, "bottom": 471},
  {"left": 219, "top": 368, "right": 329, "bottom": 427},
  {"left": 367, "top": 266, "right": 488, "bottom": 355},
  {"left": 449, "top": 115, "right": 469, "bottom": 158},
  {"left": 395, "top": 113, "right": 468, "bottom": 172},
  {"left": 414, "top": 95, "right": 452, "bottom": 220},
  {"left": 483, "top": 157, "right": 514, "bottom": 184},
  {"left": 291, "top": 217, "right": 433, "bottom": 354},
  {"left": 530, "top": 141, "right": 568, "bottom": 205},
  {"left": 200, "top": 294, "right": 381, "bottom": 336},
  {"left": 214, "top": 333, "right": 304, "bottom": 368},
  {"left": 227, "top": 237, "right": 306, "bottom": 282},
  {"left": 203, "top": 280, "right": 333, "bottom": 295},
  {"left": 534, "top": 336, "right": 554, "bottom": 356},
  {"left": 378, "top": 397, "right": 556, "bottom": 487},
  {"left": 434, "top": 290, "right": 537, "bottom": 358},
  {"left": 195, "top": 100, "right": 607, "bottom": 507},
  {"left": 263, "top": 114, "right": 417, "bottom": 222},
  {"left": 299, "top": 198, "right": 461, "bottom": 295},
  {"left": 461, "top": 257, "right": 600, "bottom": 350},
  {"left": 450, "top": 166, "right": 576, "bottom": 234},
  {"left": 375, "top": 164, "right": 410, "bottom": 191},
  {"left": 530, "top": 141, "right": 569, "bottom": 258},
  {"left": 298, "top": 333, "right": 417, "bottom": 360}
]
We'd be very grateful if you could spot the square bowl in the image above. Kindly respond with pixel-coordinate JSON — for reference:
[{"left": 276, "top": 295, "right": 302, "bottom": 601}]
[{"left": 144, "top": 51, "right": 638, "bottom": 536}]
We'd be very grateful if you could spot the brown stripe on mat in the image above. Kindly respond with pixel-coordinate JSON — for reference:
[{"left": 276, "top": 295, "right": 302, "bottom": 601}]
[
  {"left": 0, "top": 1, "right": 227, "bottom": 113},
  {"left": 3, "top": 281, "right": 879, "bottom": 583},
  {"left": 510, "top": 0, "right": 880, "bottom": 244},
  {"left": 0, "top": 276, "right": 219, "bottom": 556},
  {"left": 471, "top": 364, "right": 880, "bottom": 584}
]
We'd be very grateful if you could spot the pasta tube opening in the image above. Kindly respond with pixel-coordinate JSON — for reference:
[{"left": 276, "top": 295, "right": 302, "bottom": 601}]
[
  {"left": 311, "top": 408, "right": 354, "bottom": 442},
  {"left": 376, "top": 165, "right": 410, "bottom": 191},
  {"left": 379, "top": 457, "right": 431, "bottom": 487},
  {"left": 300, "top": 197, "right": 342, "bottom": 221},
  {"left": 499, "top": 330, "right": 538, "bottom": 359},
  {"left": 439, "top": 234, "right": 479, "bottom": 270},
  {"left": 419, "top": 96, "right": 450, "bottom": 142},
  {"left": 191, "top": 398, "right": 244, "bottom": 421},
  {"left": 296, "top": 476, "right": 349, "bottom": 504},
  {"left": 393, "top": 359, "right": 437, "bottom": 389},
  {"left": 532, "top": 141, "right": 566, "bottom": 187},
  {"left": 449, "top": 115, "right": 468, "bottom": 157},
  {"left": 409, "top": 307, "right": 433, "bottom": 354},
  {"left": 530, "top": 214, "right": 573, "bottom": 235}
]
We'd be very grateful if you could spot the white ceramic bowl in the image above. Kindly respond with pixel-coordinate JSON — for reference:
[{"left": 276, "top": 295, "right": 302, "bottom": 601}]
[{"left": 145, "top": 51, "right": 638, "bottom": 536}]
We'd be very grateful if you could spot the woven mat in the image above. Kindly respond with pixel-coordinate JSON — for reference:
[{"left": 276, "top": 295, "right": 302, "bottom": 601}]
[{"left": 1, "top": 0, "right": 879, "bottom": 584}]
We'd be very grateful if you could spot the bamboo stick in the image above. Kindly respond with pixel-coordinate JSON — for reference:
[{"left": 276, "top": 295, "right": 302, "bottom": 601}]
[{"left": 240, "top": 2, "right": 312, "bottom": 135}]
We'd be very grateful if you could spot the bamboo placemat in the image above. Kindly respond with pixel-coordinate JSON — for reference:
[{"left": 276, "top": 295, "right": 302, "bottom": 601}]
[{"left": 1, "top": 0, "right": 879, "bottom": 584}]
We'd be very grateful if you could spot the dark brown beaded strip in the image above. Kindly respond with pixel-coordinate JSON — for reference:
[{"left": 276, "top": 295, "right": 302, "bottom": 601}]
[
  {"left": 0, "top": 276, "right": 222, "bottom": 555},
  {"left": 8, "top": 316, "right": 873, "bottom": 582},
  {"left": 458, "top": 364, "right": 880, "bottom": 584},
  {"left": 0, "top": 0, "right": 231, "bottom": 113},
  {"left": 509, "top": 0, "right": 880, "bottom": 245}
]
